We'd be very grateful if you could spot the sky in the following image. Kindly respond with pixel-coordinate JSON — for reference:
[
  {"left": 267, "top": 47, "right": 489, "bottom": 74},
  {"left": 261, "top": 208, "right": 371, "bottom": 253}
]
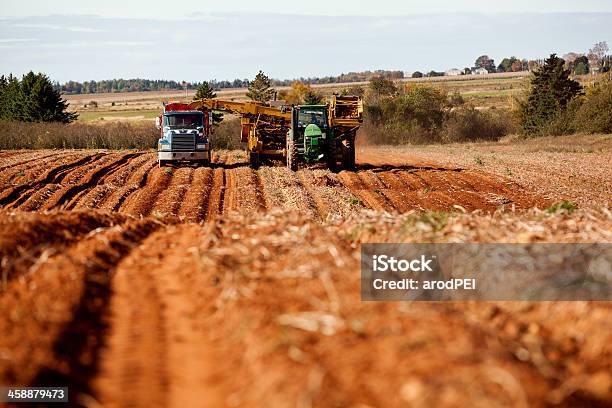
[{"left": 1, "top": 1, "right": 611, "bottom": 83}]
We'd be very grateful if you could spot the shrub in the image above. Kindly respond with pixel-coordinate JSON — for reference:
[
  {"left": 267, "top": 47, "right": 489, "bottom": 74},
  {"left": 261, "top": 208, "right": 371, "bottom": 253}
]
[
  {"left": 571, "top": 79, "right": 612, "bottom": 133},
  {"left": 0, "top": 121, "right": 158, "bottom": 149},
  {"left": 212, "top": 117, "right": 242, "bottom": 149},
  {"left": 443, "top": 106, "right": 517, "bottom": 143}
]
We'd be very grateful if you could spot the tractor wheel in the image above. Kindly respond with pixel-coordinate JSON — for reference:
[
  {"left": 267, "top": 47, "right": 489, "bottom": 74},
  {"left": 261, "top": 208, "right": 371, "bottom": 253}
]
[
  {"left": 249, "top": 151, "right": 260, "bottom": 168},
  {"left": 326, "top": 140, "right": 338, "bottom": 170},
  {"left": 342, "top": 134, "right": 356, "bottom": 170},
  {"left": 287, "top": 140, "right": 298, "bottom": 171}
]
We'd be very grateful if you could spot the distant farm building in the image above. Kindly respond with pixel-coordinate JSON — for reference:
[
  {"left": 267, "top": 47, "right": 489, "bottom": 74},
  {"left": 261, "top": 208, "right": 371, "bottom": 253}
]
[
  {"left": 445, "top": 69, "right": 463, "bottom": 76},
  {"left": 471, "top": 67, "right": 489, "bottom": 75}
]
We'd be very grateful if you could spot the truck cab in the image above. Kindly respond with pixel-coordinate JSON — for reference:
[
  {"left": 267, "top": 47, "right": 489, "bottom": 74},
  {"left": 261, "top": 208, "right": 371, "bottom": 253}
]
[{"left": 156, "top": 103, "right": 212, "bottom": 167}]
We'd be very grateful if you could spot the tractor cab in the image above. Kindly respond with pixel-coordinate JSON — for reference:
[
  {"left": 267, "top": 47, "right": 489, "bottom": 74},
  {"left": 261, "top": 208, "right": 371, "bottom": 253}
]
[{"left": 290, "top": 105, "right": 329, "bottom": 163}]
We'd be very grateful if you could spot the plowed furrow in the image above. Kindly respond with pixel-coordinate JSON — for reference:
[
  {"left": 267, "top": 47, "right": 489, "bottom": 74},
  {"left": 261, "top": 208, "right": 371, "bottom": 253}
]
[
  {"left": 414, "top": 172, "right": 484, "bottom": 210},
  {"left": 150, "top": 167, "right": 194, "bottom": 217},
  {"left": 462, "top": 171, "right": 513, "bottom": 193},
  {"left": 337, "top": 171, "right": 393, "bottom": 212},
  {"left": 297, "top": 171, "right": 330, "bottom": 220},
  {"left": 0, "top": 151, "right": 25, "bottom": 159},
  {"left": 253, "top": 168, "right": 269, "bottom": 210},
  {"left": 18, "top": 154, "right": 121, "bottom": 211},
  {"left": 0, "top": 211, "right": 129, "bottom": 287},
  {"left": 73, "top": 154, "right": 152, "bottom": 210},
  {"left": 0, "top": 218, "right": 162, "bottom": 390},
  {"left": 46, "top": 153, "right": 142, "bottom": 210},
  {"left": 92, "top": 224, "right": 227, "bottom": 408},
  {"left": 396, "top": 170, "right": 431, "bottom": 190},
  {"left": 356, "top": 171, "right": 397, "bottom": 212},
  {"left": 377, "top": 172, "right": 427, "bottom": 211},
  {"left": 178, "top": 167, "right": 213, "bottom": 223},
  {"left": 0, "top": 153, "right": 104, "bottom": 208},
  {"left": 257, "top": 166, "right": 318, "bottom": 217},
  {"left": 0, "top": 151, "right": 64, "bottom": 177},
  {"left": 221, "top": 167, "right": 266, "bottom": 216},
  {"left": 104, "top": 158, "right": 158, "bottom": 212},
  {"left": 203, "top": 155, "right": 228, "bottom": 221},
  {"left": 367, "top": 172, "right": 416, "bottom": 212},
  {"left": 221, "top": 167, "right": 236, "bottom": 214},
  {"left": 122, "top": 166, "right": 174, "bottom": 217},
  {"left": 205, "top": 168, "right": 226, "bottom": 220}
]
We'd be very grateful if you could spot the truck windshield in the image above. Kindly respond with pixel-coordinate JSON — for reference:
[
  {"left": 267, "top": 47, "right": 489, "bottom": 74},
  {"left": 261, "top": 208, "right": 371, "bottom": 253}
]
[
  {"left": 298, "top": 109, "right": 326, "bottom": 127},
  {"left": 164, "top": 114, "right": 203, "bottom": 129}
]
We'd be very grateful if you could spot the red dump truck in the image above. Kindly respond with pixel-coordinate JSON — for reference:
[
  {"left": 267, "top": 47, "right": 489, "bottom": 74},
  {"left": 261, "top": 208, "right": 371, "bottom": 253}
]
[{"left": 155, "top": 103, "right": 213, "bottom": 167}]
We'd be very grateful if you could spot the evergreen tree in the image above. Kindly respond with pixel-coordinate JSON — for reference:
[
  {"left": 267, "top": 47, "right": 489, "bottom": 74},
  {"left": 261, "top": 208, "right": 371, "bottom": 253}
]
[
  {"left": 246, "top": 70, "right": 275, "bottom": 104},
  {"left": 1, "top": 72, "right": 77, "bottom": 123},
  {"left": 4, "top": 75, "right": 24, "bottom": 121},
  {"left": 193, "top": 81, "right": 217, "bottom": 99},
  {"left": 0, "top": 75, "right": 7, "bottom": 120},
  {"left": 521, "top": 54, "right": 582, "bottom": 134},
  {"left": 303, "top": 88, "right": 324, "bottom": 105},
  {"left": 193, "top": 81, "right": 223, "bottom": 123}
]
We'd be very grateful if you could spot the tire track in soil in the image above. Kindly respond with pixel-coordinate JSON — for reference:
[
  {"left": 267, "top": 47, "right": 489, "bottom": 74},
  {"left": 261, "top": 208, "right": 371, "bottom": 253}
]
[
  {"left": 92, "top": 224, "right": 230, "bottom": 408},
  {"left": 73, "top": 153, "right": 152, "bottom": 211},
  {"left": 149, "top": 167, "right": 194, "bottom": 217},
  {"left": 0, "top": 218, "right": 162, "bottom": 391},
  {"left": 0, "top": 152, "right": 105, "bottom": 209}
]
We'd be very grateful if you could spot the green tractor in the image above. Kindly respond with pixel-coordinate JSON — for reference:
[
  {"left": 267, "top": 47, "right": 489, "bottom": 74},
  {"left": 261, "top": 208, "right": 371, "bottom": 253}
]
[{"left": 286, "top": 96, "right": 363, "bottom": 171}]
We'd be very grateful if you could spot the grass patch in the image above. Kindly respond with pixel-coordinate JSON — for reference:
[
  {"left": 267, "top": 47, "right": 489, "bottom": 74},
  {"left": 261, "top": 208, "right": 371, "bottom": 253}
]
[
  {"left": 403, "top": 211, "right": 455, "bottom": 232},
  {"left": 546, "top": 201, "right": 577, "bottom": 214},
  {"left": 347, "top": 196, "right": 364, "bottom": 206}
]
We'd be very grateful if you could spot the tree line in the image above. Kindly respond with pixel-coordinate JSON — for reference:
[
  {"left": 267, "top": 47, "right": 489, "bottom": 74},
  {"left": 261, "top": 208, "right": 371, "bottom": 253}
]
[{"left": 54, "top": 70, "right": 405, "bottom": 95}]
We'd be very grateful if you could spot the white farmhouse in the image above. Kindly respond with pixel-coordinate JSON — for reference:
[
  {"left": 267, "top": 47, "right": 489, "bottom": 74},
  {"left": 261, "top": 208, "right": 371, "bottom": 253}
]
[
  {"left": 471, "top": 67, "right": 489, "bottom": 75},
  {"left": 445, "top": 69, "right": 463, "bottom": 76}
]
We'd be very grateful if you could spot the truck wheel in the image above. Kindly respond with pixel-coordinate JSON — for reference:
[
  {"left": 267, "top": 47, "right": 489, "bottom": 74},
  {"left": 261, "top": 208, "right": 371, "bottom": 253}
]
[
  {"left": 287, "top": 140, "right": 298, "bottom": 171},
  {"left": 158, "top": 160, "right": 166, "bottom": 168},
  {"left": 342, "top": 135, "right": 356, "bottom": 170}
]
